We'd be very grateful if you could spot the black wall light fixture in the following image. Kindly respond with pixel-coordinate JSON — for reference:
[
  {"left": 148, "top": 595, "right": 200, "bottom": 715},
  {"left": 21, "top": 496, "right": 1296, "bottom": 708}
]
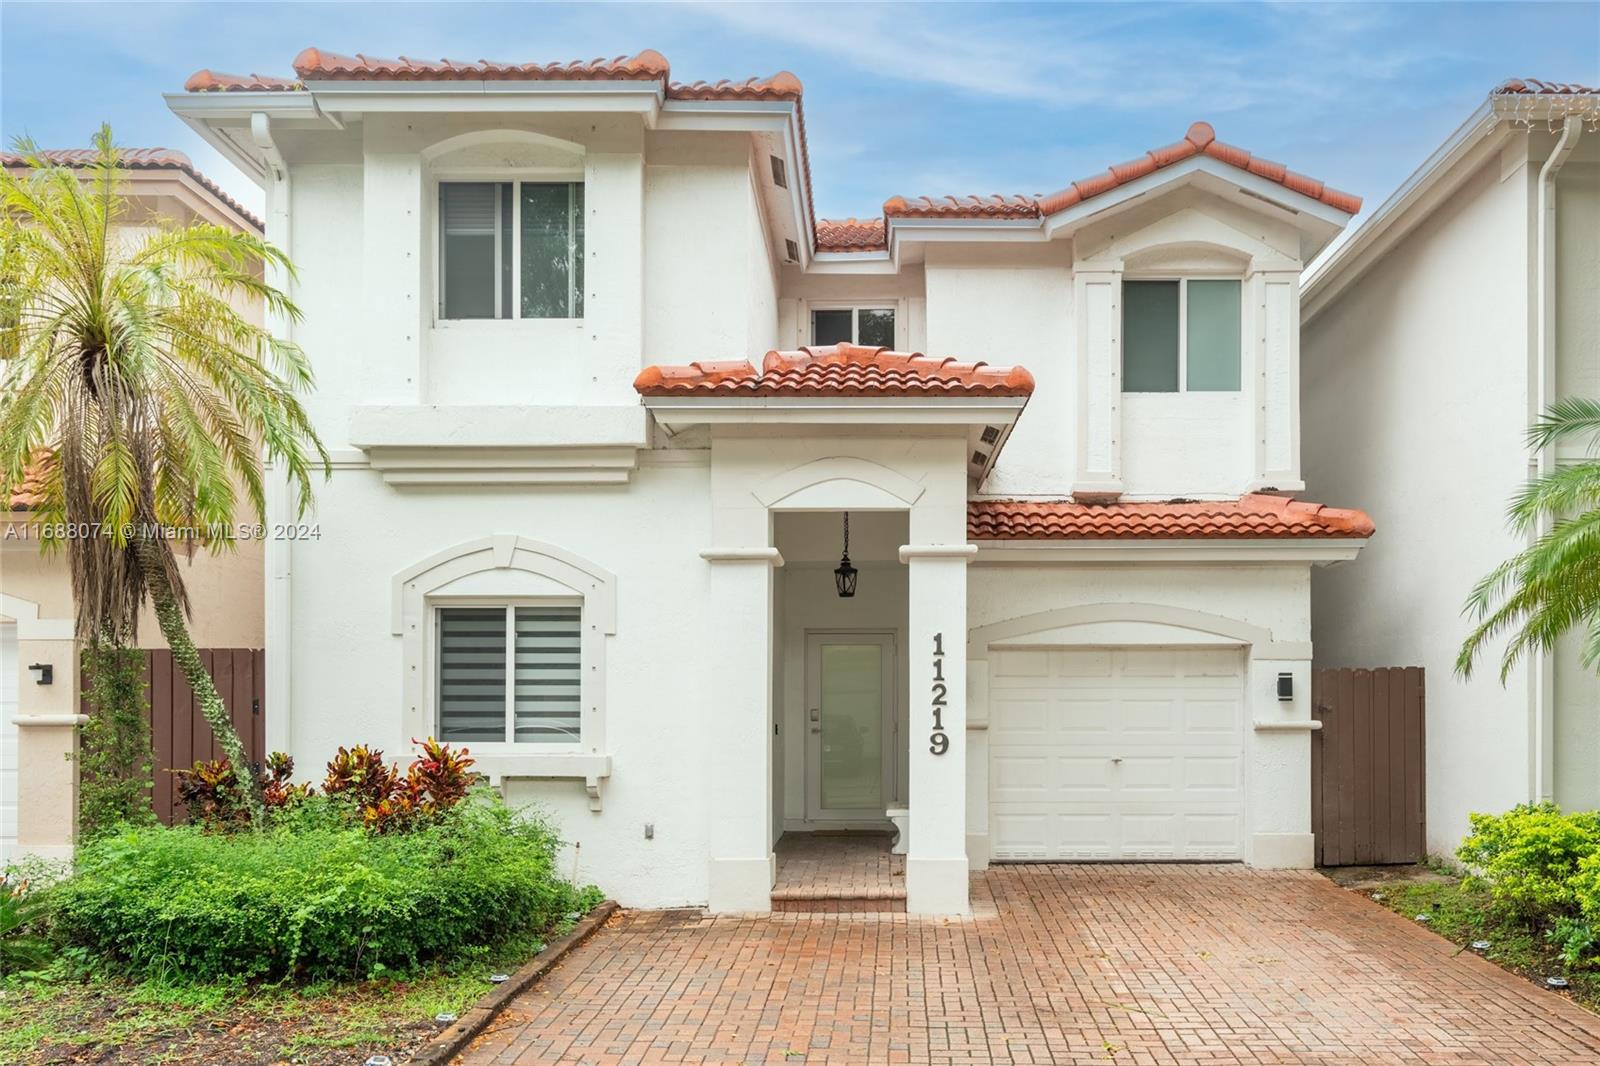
[{"left": 1277, "top": 672, "right": 1293, "bottom": 701}]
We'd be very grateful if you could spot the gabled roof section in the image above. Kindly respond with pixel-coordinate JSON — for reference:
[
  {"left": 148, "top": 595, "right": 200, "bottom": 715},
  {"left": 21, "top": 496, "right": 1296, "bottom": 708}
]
[
  {"left": 807, "top": 121, "right": 1361, "bottom": 259},
  {"left": 881, "top": 122, "right": 1361, "bottom": 226},
  {"left": 0, "top": 148, "right": 262, "bottom": 232},
  {"left": 634, "top": 342, "right": 1034, "bottom": 398},
  {"left": 968, "top": 494, "right": 1375, "bottom": 541}
]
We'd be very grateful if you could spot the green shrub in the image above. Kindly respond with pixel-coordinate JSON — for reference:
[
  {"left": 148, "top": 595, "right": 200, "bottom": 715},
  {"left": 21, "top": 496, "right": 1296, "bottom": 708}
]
[
  {"left": 50, "top": 789, "right": 595, "bottom": 981},
  {"left": 0, "top": 873, "right": 52, "bottom": 975},
  {"left": 1457, "top": 803, "right": 1600, "bottom": 918},
  {"left": 78, "top": 639, "right": 156, "bottom": 837}
]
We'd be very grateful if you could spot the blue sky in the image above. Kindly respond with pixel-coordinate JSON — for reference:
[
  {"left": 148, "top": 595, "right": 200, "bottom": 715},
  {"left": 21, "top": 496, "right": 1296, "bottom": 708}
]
[{"left": 3, "top": 1, "right": 1597, "bottom": 225}]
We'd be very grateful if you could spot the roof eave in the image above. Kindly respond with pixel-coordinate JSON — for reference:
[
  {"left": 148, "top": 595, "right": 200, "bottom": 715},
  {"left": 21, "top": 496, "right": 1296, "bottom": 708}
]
[{"left": 971, "top": 537, "right": 1369, "bottom": 565}]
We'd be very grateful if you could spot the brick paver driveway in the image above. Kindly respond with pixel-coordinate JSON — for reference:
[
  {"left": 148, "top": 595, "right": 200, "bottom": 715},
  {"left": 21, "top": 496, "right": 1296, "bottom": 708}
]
[{"left": 458, "top": 865, "right": 1600, "bottom": 1065}]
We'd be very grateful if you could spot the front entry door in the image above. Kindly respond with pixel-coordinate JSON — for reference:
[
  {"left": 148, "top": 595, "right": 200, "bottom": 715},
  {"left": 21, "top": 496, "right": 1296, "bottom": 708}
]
[{"left": 805, "top": 632, "right": 896, "bottom": 822}]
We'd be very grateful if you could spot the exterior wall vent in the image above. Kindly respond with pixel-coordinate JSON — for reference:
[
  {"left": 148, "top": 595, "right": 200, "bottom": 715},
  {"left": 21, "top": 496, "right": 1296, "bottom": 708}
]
[
  {"left": 784, "top": 239, "right": 800, "bottom": 263},
  {"left": 770, "top": 155, "right": 788, "bottom": 189}
]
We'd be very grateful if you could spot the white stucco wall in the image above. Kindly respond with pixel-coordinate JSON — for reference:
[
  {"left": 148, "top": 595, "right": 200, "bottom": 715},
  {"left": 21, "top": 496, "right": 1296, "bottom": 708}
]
[
  {"left": 1303, "top": 143, "right": 1537, "bottom": 856},
  {"left": 923, "top": 244, "right": 1076, "bottom": 496},
  {"left": 283, "top": 457, "right": 714, "bottom": 907}
]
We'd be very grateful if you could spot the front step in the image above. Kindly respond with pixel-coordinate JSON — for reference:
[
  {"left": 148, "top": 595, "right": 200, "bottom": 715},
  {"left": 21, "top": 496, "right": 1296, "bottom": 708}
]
[{"left": 770, "top": 886, "right": 906, "bottom": 913}]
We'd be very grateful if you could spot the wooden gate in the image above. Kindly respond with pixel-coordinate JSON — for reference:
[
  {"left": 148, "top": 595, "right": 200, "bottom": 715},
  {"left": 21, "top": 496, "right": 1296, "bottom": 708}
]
[
  {"left": 1310, "top": 667, "right": 1425, "bottom": 866},
  {"left": 82, "top": 648, "right": 265, "bottom": 825}
]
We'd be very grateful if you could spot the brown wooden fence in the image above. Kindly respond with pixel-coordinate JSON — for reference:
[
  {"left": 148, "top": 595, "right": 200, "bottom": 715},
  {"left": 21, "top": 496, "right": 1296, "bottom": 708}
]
[
  {"left": 81, "top": 648, "right": 265, "bottom": 825},
  {"left": 1311, "top": 667, "right": 1425, "bottom": 866}
]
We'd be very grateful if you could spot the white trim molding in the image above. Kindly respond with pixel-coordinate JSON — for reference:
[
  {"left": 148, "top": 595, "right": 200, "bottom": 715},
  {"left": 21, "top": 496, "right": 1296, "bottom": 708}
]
[
  {"left": 0, "top": 593, "right": 74, "bottom": 642},
  {"left": 392, "top": 535, "right": 616, "bottom": 809},
  {"left": 971, "top": 538, "right": 1367, "bottom": 566}
]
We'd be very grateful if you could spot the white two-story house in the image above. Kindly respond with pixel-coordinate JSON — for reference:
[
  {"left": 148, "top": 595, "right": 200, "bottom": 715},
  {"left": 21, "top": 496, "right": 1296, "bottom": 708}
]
[{"left": 169, "top": 46, "right": 1370, "bottom": 914}]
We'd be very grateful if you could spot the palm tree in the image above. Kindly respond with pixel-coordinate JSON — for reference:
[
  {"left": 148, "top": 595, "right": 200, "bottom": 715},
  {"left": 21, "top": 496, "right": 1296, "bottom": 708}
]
[
  {"left": 0, "top": 126, "right": 327, "bottom": 826},
  {"left": 1459, "top": 396, "right": 1600, "bottom": 682}
]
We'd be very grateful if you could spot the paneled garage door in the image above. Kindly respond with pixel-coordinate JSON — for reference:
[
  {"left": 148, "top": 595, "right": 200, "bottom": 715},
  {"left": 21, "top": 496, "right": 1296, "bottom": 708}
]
[{"left": 990, "top": 646, "right": 1245, "bottom": 861}]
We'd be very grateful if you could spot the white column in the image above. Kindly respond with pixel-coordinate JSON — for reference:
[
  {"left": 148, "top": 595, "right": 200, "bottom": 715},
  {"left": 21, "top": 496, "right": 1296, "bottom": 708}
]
[
  {"left": 900, "top": 544, "right": 976, "bottom": 915},
  {"left": 701, "top": 548, "right": 781, "bottom": 911},
  {"left": 1247, "top": 266, "right": 1304, "bottom": 493},
  {"left": 1246, "top": 655, "right": 1316, "bottom": 868},
  {"left": 1073, "top": 267, "right": 1123, "bottom": 499}
]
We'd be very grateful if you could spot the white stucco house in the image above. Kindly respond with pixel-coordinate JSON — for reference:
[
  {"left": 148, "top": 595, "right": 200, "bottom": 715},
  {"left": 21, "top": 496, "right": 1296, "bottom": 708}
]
[
  {"left": 167, "top": 46, "right": 1374, "bottom": 914},
  {"left": 1303, "top": 80, "right": 1600, "bottom": 857}
]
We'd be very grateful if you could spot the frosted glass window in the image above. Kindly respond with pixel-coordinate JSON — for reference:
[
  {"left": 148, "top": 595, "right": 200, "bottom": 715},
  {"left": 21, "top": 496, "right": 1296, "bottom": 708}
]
[
  {"left": 820, "top": 644, "right": 884, "bottom": 810},
  {"left": 436, "top": 604, "right": 581, "bottom": 745},
  {"left": 1186, "top": 280, "right": 1242, "bottom": 391},
  {"left": 438, "top": 181, "right": 583, "bottom": 320},
  {"left": 1123, "top": 280, "right": 1180, "bottom": 392}
]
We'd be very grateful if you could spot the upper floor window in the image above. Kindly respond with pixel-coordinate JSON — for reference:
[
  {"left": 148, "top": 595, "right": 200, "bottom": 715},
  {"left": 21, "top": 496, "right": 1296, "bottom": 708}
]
[
  {"left": 812, "top": 306, "right": 895, "bottom": 348},
  {"left": 437, "top": 603, "right": 582, "bottom": 745},
  {"left": 439, "top": 181, "right": 584, "bottom": 320},
  {"left": 1123, "top": 279, "right": 1240, "bottom": 392}
]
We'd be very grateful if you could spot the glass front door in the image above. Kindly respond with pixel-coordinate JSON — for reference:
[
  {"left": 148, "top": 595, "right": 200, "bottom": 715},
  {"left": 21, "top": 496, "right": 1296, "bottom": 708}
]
[{"left": 806, "top": 633, "right": 895, "bottom": 820}]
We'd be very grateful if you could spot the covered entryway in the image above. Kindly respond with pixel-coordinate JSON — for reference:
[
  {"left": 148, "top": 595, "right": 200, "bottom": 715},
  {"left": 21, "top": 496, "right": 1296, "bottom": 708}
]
[{"left": 990, "top": 646, "right": 1246, "bottom": 861}]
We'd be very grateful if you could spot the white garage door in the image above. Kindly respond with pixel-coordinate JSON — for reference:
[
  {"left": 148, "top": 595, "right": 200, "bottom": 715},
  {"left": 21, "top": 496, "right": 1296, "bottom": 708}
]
[
  {"left": 1, "top": 621, "right": 17, "bottom": 858},
  {"left": 990, "top": 646, "right": 1245, "bottom": 861}
]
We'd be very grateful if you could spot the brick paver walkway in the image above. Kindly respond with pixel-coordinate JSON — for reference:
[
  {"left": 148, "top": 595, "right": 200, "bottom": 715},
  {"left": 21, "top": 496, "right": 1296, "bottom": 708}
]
[
  {"left": 458, "top": 865, "right": 1600, "bottom": 1065},
  {"left": 770, "top": 833, "right": 905, "bottom": 912}
]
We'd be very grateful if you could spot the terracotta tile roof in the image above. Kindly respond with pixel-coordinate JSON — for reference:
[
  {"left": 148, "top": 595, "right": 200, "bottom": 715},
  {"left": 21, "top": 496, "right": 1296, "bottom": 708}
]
[
  {"left": 635, "top": 342, "right": 1034, "bottom": 398},
  {"left": 1495, "top": 78, "right": 1599, "bottom": 95},
  {"left": 183, "top": 69, "right": 302, "bottom": 92},
  {"left": 6, "top": 453, "right": 51, "bottom": 511},
  {"left": 289, "top": 46, "right": 670, "bottom": 83},
  {"left": 885, "top": 122, "right": 1362, "bottom": 222},
  {"left": 815, "top": 217, "right": 887, "bottom": 252},
  {"left": 667, "top": 73, "right": 802, "bottom": 101},
  {"left": 968, "top": 494, "right": 1375, "bottom": 541},
  {"left": 0, "top": 148, "right": 262, "bottom": 232},
  {"left": 882, "top": 193, "right": 1039, "bottom": 220}
]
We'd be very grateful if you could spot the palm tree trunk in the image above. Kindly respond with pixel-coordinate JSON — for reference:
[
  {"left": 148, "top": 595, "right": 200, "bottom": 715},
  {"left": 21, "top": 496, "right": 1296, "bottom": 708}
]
[{"left": 136, "top": 540, "right": 266, "bottom": 828}]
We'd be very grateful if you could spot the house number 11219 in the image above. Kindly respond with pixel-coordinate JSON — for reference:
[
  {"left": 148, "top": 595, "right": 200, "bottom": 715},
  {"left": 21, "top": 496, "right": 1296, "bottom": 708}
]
[{"left": 929, "top": 632, "right": 949, "bottom": 755}]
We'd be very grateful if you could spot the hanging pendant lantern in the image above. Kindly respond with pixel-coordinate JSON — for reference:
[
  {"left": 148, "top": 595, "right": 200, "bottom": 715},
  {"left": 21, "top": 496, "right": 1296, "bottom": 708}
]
[{"left": 834, "top": 511, "right": 858, "bottom": 598}]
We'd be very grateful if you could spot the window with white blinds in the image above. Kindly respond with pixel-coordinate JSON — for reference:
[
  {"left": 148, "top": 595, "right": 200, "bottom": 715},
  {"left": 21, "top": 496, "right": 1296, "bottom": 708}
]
[{"left": 437, "top": 604, "right": 582, "bottom": 745}]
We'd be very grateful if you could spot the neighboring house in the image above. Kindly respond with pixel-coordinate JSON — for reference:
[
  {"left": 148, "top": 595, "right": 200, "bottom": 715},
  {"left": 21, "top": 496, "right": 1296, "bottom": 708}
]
[
  {"left": 1303, "top": 80, "right": 1600, "bottom": 858},
  {"left": 0, "top": 149, "right": 267, "bottom": 860},
  {"left": 168, "top": 46, "right": 1370, "bottom": 914}
]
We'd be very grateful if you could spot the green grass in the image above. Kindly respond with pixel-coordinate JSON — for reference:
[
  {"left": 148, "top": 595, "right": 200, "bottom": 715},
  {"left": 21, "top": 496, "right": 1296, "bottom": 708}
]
[
  {"left": 0, "top": 923, "right": 570, "bottom": 1065},
  {"left": 1367, "top": 878, "right": 1600, "bottom": 1012}
]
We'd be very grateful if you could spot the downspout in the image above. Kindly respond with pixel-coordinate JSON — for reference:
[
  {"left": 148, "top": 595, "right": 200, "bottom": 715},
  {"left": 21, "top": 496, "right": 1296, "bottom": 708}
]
[
  {"left": 1531, "top": 115, "right": 1583, "bottom": 803},
  {"left": 251, "top": 112, "right": 295, "bottom": 759}
]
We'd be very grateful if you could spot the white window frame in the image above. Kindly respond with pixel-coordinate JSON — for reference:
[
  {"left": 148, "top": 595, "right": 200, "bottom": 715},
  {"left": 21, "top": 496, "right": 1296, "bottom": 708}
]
[
  {"left": 432, "top": 170, "right": 585, "bottom": 323},
  {"left": 804, "top": 299, "right": 905, "bottom": 348},
  {"left": 433, "top": 597, "right": 584, "bottom": 748},
  {"left": 1121, "top": 274, "right": 1243, "bottom": 394}
]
